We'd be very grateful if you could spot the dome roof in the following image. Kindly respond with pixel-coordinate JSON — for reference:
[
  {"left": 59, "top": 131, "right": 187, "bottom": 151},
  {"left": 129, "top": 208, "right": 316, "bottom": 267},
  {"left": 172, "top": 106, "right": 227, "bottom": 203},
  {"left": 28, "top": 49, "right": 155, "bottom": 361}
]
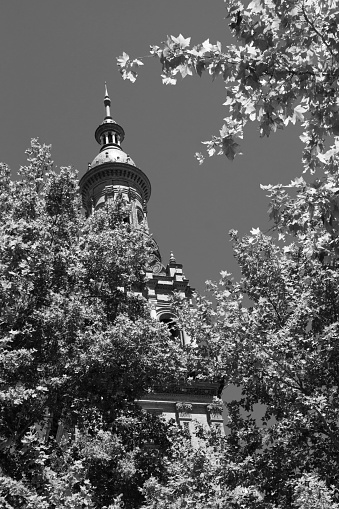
[{"left": 90, "top": 146, "right": 136, "bottom": 169}]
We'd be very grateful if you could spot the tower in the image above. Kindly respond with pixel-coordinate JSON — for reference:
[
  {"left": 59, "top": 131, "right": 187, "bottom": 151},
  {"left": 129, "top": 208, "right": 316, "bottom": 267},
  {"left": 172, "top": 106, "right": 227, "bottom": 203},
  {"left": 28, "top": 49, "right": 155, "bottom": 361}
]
[{"left": 79, "top": 86, "right": 224, "bottom": 436}]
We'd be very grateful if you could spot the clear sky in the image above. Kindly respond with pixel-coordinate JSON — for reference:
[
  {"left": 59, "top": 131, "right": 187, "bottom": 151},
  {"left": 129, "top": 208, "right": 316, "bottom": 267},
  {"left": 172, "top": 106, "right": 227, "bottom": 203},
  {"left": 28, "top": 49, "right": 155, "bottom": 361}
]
[{"left": 0, "top": 0, "right": 303, "bottom": 294}]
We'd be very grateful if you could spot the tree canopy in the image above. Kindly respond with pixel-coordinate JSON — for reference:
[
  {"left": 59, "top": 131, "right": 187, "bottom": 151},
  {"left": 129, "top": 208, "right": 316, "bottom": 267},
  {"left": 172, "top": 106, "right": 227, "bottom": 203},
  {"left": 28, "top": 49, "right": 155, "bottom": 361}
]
[
  {"left": 0, "top": 140, "right": 185, "bottom": 508},
  {"left": 2, "top": 0, "right": 339, "bottom": 505}
]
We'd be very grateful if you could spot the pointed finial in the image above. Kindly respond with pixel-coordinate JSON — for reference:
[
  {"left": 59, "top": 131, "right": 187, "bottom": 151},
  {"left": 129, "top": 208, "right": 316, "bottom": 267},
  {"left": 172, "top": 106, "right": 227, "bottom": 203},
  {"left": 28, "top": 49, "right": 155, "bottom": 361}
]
[
  {"left": 170, "top": 251, "right": 176, "bottom": 264},
  {"left": 104, "top": 82, "right": 112, "bottom": 120}
]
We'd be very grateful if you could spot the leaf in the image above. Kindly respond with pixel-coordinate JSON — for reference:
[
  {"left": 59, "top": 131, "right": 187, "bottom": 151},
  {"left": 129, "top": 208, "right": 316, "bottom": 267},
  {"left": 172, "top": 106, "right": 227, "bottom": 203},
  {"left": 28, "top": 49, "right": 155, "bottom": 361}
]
[
  {"left": 161, "top": 74, "right": 177, "bottom": 85},
  {"left": 116, "top": 52, "right": 130, "bottom": 69},
  {"left": 171, "top": 34, "right": 191, "bottom": 49},
  {"left": 132, "top": 58, "right": 144, "bottom": 67},
  {"left": 121, "top": 69, "right": 137, "bottom": 83},
  {"left": 222, "top": 137, "right": 241, "bottom": 160},
  {"left": 195, "top": 152, "right": 205, "bottom": 165},
  {"left": 244, "top": 101, "right": 257, "bottom": 121},
  {"left": 250, "top": 227, "right": 261, "bottom": 235},
  {"left": 178, "top": 63, "right": 193, "bottom": 78},
  {"left": 247, "top": 0, "right": 262, "bottom": 14},
  {"left": 201, "top": 39, "right": 214, "bottom": 53},
  {"left": 292, "top": 105, "right": 307, "bottom": 124}
]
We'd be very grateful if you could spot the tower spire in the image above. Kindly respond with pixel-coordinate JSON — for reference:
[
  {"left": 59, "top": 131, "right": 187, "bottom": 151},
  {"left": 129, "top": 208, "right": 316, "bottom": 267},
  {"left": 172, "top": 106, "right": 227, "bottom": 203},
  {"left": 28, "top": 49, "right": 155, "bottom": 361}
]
[
  {"left": 94, "top": 83, "right": 125, "bottom": 147},
  {"left": 104, "top": 82, "right": 112, "bottom": 121}
]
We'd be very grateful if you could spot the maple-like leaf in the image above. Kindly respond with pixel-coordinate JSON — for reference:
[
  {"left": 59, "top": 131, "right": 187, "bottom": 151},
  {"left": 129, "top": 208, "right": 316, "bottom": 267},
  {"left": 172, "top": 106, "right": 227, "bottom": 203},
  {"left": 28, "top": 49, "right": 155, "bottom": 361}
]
[
  {"left": 292, "top": 105, "right": 307, "bottom": 124},
  {"left": 250, "top": 227, "right": 261, "bottom": 235},
  {"left": 201, "top": 38, "right": 214, "bottom": 53},
  {"left": 178, "top": 63, "right": 193, "bottom": 78},
  {"left": 171, "top": 34, "right": 191, "bottom": 49},
  {"left": 116, "top": 52, "right": 130, "bottom": 69},
  {"left": 222, "top": 135, "right": 241, "bottom": 160}
]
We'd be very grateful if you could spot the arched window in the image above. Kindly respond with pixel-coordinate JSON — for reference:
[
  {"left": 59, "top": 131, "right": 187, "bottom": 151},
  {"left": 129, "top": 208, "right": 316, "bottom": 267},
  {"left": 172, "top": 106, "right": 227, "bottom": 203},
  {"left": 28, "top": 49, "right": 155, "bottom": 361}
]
[
  {"left": 95, "top": 195, "right": 106, "bottom": 210},
  {"left": 159, "top": 314, "right": 180, "bottom": 340},
  {"left": 136, "top": 208, "right": 144, "bottom": 225}
]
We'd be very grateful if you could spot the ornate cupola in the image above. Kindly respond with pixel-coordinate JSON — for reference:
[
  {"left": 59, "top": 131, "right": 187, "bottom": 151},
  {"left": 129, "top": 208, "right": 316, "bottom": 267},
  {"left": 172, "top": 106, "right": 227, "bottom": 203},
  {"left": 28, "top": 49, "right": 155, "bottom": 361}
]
[{"left": 79, "top": 84, "right": 151, "bottom": 230}]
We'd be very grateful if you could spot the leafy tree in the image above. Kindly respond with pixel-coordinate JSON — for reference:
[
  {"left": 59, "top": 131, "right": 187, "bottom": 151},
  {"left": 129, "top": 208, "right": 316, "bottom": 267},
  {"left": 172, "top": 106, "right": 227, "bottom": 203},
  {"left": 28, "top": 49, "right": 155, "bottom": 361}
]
[
  {"left": 170, "top": 210, "right": 339, "bottom": 506},
  {"left": 0, "top": 140, "right": 185, "bottom": 508},
  {"left": 141, "top": 428, "right": 227, "bottom": 509},
  {"left": 141, "top": 425, "right": 274, "bottom": 509},
  {"left": 117, "top": 0, "right": 339, "bottom": 506}
]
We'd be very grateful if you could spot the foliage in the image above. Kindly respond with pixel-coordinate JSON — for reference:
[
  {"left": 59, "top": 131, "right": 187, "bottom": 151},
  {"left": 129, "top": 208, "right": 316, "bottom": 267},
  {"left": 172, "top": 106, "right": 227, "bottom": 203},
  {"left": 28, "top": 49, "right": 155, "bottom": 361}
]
[
  {"left": 169, "top": 197, "right": 339, "bottom": 506},
  {"left": 0, "top": 140, "right": 185, "bottom": 508},
  {"left": 118, "top": 0, "right": 339, "bottom": 169},
  {"left": 142, "top": 434, "right": 339, "bottom": 509},
  {"left": 141, "top": 425, "right": 273, "bottom": 509},
  {"left": 140, "top": 215, "right": 339, "bottom": 503},
  {"left": 292, "top": 473, "right": 339, "bottom": 509},
  {"left": 117, "top": 1, "right": 339, "bottom": 506},
  {"left": 141, "top": 427, "right": 226, "bottom": 509}
]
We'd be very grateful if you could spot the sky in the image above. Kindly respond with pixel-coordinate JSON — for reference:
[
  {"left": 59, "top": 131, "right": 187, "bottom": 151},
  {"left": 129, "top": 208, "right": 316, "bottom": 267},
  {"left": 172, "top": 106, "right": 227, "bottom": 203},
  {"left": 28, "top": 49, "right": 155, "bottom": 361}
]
[{"left": 0, "top": 0, "right": 304, "bottom": 294}]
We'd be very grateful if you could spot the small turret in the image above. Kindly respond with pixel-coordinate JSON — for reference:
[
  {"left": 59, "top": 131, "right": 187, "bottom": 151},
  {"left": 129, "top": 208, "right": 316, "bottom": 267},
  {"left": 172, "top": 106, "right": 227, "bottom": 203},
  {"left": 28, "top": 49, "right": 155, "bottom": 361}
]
[{"left": 169, "top": 251, "right": 176, "bottom": 265}]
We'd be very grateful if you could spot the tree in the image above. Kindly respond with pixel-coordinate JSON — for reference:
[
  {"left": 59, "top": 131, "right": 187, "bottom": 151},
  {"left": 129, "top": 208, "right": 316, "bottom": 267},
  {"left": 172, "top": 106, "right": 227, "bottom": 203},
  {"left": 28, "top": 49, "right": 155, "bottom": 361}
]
[
  {"left": 0, "top": 140, "right": 185, "bottom": 508},
  {"left": 141, "top": 427, "right": 229, "bottom": 509},
  {"left": 170, "top": 215, "right": 339, "bottom": 506},
  {"left": 117, "top": 0, "right": 339, "bottom": 506}
]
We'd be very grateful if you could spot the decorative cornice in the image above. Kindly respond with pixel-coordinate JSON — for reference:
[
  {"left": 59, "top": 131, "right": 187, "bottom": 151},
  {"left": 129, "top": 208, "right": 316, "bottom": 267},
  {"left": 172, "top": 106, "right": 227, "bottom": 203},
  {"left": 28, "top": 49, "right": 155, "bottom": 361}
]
[
  {"left": 79, "top": 161, "right": 151, "bottom": 207},
  {"left": 151, "top": 383, "right": 219, "bottom": 397}
]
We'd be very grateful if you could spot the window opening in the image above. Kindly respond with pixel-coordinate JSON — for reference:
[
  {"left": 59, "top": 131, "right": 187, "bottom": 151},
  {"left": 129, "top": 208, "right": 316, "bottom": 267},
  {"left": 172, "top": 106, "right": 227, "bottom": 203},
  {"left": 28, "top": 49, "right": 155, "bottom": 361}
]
[
  {"left": 182, "top": 421, "right": 190, "bottom": 435},
  {"left": 137, "top": 208, "right": 144, "bottom": 224},
  {"left": 160, "top": 317, "right": 180, "bottom": 339}
]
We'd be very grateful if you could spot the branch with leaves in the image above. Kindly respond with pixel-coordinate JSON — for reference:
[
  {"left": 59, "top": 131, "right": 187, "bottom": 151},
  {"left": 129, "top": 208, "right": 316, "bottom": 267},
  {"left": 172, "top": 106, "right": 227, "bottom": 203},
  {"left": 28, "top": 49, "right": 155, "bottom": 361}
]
[{"left": 118, "top": 0, "right": 339, "bottom": 172}]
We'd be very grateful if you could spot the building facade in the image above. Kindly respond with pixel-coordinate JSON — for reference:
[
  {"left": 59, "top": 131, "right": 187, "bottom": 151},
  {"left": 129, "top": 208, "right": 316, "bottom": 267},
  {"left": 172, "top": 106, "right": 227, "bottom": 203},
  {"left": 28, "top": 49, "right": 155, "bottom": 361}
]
[{"left": 79, "top": 86, "right": 224, "bottom": 435}]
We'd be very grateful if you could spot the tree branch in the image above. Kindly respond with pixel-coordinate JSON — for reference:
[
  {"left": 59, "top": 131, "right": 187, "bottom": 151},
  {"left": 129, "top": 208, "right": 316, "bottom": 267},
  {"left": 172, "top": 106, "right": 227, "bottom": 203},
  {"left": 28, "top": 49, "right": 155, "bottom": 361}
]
[{"left": 301, "top": 4, "right": 335, "bottom": 60}]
